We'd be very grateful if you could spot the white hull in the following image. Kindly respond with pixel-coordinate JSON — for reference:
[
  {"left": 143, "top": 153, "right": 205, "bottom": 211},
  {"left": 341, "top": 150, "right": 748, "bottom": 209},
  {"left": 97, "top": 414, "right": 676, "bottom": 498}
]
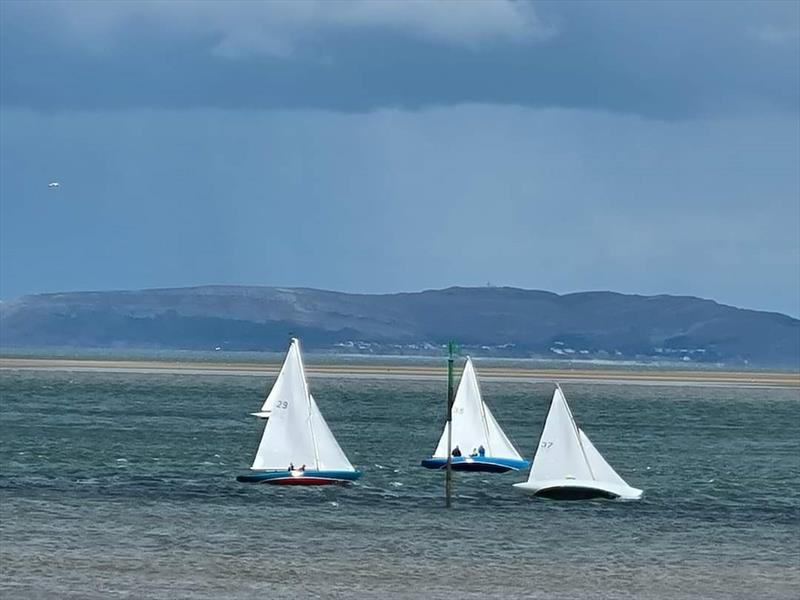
[{"left": 513, "top": 478, "right": 642, "bottom": 501}]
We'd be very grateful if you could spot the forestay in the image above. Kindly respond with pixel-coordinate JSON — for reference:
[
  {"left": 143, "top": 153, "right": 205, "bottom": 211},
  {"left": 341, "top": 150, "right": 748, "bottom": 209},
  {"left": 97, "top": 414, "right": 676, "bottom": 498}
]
[{"left": 433, "top": 357, "right": 522, "bottom": 460}]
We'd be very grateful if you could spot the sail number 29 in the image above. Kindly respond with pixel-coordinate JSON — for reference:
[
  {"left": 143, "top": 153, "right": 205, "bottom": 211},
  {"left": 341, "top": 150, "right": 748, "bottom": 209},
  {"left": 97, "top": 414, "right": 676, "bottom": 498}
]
[{"left": 275, "top": 401, "right": 289, "bottom": 409}]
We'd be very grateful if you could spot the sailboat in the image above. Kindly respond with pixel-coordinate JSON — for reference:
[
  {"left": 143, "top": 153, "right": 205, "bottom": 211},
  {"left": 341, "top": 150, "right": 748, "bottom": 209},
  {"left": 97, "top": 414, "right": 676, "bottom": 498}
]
[
  {"left": 421, "top": 357, "right": 529, "bottom": 473},
  {"left": 236, "top": 338, "right": 362, "bottom": 485},
  {"left": 513, "top": 385, "right": 642, "bottom": 500}
]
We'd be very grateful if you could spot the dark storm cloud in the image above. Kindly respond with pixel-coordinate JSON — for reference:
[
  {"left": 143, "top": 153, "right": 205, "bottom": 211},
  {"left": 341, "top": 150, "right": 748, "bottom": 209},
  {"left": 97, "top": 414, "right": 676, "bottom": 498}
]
[{"left": 1, "top": 0, "right": 797, "bottom": 119}]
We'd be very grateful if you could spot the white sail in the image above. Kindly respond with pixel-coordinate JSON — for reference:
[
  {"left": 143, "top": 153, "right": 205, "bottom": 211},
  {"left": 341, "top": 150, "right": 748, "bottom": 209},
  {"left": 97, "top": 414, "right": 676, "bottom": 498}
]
[
  {"left": 526, "top": 386, "right": 593, "bottom": 483},
  {"left": 433, "top": 357, "right": 522, "bottom": 460},
  {"left": 251, "top": 346, "right": 294, "bottom": 417},
  {"left": 309, "top": 394, "right": 355, "bottom": 471},
  {"left": 250, "top": 338, "right": 354, "bottom": 472},
  {"left": 579, "top": 429, "right": 628, "bottom": 487},
  {"left": 483, "top": 400, "right": 523, "bottom": 460}
]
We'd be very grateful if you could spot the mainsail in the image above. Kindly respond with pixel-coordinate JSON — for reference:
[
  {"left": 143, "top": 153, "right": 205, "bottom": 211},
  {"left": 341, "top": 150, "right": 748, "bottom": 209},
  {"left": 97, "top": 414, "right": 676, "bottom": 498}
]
[
  {"left": 250, "top": 339, "right": 355, "bottom": 472},
  {"left": 525, "top": 386, "right": 594, "bottom": 482},
  {"left": 432, "top": 357, "right": 522, "bottom": 460}
]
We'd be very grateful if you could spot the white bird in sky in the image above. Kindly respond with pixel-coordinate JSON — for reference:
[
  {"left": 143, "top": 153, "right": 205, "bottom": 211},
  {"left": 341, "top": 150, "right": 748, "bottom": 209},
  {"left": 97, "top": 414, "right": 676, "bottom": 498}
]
[{"left": 48, "top": 182, "right": 60, "bottom": 188}]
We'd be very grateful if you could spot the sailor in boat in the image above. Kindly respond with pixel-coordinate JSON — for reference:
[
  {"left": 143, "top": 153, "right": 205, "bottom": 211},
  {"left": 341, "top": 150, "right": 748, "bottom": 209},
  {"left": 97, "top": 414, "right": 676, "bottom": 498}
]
[
  {"left": 452, "top": 446, "right": 462, "bottom": 457},
  {"left": 470, "top": 448, "right": 478, "bottom": 457},
  {"left": 299, "top": 464, "right": 306, "bottom": 472},
  {"left": 288, "top": 462, "right": 295, "bottom": 471},
  {"left": 478, "top": 445, "right": 485, "bottom": 457}
]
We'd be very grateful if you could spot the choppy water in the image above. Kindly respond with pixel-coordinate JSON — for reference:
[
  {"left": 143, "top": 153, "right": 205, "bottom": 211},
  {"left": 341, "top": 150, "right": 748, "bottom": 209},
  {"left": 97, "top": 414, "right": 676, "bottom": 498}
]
[{"left": 1, "top": 369, "right": 798, "bottom": 599}]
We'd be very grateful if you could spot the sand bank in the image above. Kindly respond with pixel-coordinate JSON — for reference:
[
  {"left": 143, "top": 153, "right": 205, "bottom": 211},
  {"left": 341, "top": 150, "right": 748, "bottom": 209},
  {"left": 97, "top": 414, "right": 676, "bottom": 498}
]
[{"left": 1, "top": 357, "right": 797, "bottom": 389}]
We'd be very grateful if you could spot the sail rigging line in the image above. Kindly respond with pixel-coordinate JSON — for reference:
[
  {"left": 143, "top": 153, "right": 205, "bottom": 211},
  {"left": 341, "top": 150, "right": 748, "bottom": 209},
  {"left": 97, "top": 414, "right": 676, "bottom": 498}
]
[
  {"left": 307, "top": 398, "right": 319, "bottom": 471},
  {"left": 558, "top": 384, "right": 596, "bottom": 481}
]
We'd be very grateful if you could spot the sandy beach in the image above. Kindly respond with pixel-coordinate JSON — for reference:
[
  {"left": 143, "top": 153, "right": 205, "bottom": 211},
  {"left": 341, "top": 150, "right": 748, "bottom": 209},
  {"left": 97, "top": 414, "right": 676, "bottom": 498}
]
[{"left": 1, "top": 356, "right": 797, "bottom": 389}]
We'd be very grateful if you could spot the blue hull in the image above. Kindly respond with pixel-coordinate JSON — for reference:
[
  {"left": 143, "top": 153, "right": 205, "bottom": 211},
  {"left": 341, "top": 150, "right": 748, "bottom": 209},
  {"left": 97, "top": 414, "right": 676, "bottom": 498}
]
[
  {"left": 420, "top": 456, "right": 530, "bottom": 473},
  {"left": 236, "top": 469, "right": 362, "bottom": 485}
]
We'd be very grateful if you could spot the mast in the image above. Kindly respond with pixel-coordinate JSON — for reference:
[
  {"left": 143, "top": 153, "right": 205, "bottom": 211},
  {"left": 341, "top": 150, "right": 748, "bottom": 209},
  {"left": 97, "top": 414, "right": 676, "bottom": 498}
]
[
  {"left": 445, "top": 341, "right": 455, "bottom": 508},
  {"left": 560, "top": 384, "right": 596, "bottom": 480},
  {"left": 295, "top": 337, "right": 321, "bottom": 470},
  {"left": 474, "top": 359, "right": 493, "bottom": 456}
]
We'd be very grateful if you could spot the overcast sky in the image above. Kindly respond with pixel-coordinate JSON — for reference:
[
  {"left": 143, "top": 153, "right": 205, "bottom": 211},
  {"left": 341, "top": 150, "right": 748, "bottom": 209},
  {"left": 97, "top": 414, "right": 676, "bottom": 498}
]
[{"left": 1, "top": 0, "right": 798, "bottom": 316}]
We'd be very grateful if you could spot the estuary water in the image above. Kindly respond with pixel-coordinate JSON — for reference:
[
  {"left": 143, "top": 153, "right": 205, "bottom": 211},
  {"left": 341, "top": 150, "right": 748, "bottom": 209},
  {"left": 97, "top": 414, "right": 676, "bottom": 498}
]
[{"left": 1, "top": 368, "right": 798, "bottom": 599}]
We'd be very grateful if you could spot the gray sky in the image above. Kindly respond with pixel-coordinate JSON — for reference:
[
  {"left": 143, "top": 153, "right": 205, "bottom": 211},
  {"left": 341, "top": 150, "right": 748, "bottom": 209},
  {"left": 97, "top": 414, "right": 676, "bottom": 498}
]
[{"left": 1, "top": 0, "right": 798, "bottom": 316}]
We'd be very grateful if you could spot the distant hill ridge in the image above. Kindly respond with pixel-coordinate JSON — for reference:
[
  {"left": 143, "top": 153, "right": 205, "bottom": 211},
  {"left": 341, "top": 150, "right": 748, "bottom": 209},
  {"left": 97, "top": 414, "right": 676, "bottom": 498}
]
[{"left": 1, "top": 285, "right": 798, "bottom": 367}]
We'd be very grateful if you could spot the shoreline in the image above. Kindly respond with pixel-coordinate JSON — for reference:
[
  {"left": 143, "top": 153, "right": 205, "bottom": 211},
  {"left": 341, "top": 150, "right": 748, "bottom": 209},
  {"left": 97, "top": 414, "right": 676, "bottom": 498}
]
[{"left": 1, "top": 357, "right": 798, "bottom": 389}]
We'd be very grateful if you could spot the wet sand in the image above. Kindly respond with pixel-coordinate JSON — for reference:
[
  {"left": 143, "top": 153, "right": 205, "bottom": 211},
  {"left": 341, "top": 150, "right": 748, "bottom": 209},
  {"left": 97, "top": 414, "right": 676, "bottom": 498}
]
[{"left": 1, "top": 357, "right": 797, "bottom": 388}]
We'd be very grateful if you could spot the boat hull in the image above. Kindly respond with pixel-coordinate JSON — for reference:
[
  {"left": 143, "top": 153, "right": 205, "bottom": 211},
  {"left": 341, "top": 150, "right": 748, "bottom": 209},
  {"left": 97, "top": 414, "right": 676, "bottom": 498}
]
[
  {"left": 512, "top": 479, "right": 642, "bottom": 501},
  {"left": 420, "top": 456, "right": 530, "bottom": 473},
  {"left": 236, "top": 469, "right": 362, "bottom": 486}
]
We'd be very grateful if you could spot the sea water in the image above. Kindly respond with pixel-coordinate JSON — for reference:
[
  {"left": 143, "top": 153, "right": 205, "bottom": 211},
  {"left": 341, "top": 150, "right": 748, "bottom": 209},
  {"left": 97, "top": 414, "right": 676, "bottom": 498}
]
[{"left": 1, "top": 369, "right": 798, "bottom": 599}]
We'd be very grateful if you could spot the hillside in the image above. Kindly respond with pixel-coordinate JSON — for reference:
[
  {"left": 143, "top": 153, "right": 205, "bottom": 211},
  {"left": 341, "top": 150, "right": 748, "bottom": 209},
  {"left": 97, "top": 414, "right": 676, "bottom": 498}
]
[{"left": 1, "top": 286, "right": 798, "bottom": 367}]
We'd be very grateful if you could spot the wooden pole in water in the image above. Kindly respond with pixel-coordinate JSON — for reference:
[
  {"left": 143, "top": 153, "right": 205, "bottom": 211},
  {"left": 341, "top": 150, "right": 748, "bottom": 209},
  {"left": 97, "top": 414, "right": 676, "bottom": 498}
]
[{"left": 445, "top": 341, "right": 455, "bottom": 508}]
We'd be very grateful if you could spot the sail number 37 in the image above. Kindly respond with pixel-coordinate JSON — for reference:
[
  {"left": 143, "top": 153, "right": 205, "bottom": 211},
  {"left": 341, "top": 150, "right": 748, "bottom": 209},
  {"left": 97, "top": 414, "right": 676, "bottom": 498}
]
[{"left": 540, "top": 441, "right": 554, "bottom": 448}]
